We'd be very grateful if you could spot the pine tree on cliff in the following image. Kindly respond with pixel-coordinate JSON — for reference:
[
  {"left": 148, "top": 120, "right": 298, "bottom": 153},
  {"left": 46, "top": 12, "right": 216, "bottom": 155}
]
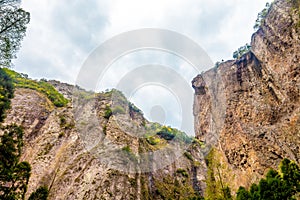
[{"left": 0, "top": 124, "right": 31, "bottom": 199}]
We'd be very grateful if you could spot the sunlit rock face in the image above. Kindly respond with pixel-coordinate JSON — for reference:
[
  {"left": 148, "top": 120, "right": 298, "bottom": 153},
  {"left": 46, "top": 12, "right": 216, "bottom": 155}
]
[{"left": 193, "top": 0, "right": 300, "bottom": 192}]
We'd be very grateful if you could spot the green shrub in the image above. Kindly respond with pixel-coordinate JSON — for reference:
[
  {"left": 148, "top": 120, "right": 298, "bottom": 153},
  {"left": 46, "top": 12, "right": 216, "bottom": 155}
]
[
  {"left": 176, "top": 168, "right": 189, "bottom": 178},
  {"left": 122, "top": 145, "right": 132, "bottom": 153},
  {"left": 157, "top": 126, "right": 175, "bottom": 140},
  {"left": 103, "top": 125, "right": 107, "bottom": 134},
  {"left": 28, "top": 186, "right": 49, "bottom": 200},
  {"left": 104, "top": 105, "right": 112, "bottom": 119},
  {"left": 184, "top": 152, "right": 193, "bottom": 161},
  {"left": 146, "top": 136, "right": 160, "bottom": 145},
  {"left": 0, "top": 68, "right": 14, "bottom": 122},
  {"left": 129, "top": 102, "right": 142, "bottom": 113},
  {"left": 3, "top": 68, "right": 68, "bottom": 107}
]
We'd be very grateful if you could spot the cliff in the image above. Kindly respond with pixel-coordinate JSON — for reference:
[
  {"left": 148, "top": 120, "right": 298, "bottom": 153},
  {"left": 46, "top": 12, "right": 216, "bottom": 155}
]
[
  {"left": 192, "top": 0, "right": 300, "bottom": 194},
  {"left": 1, "top": 0, "right": 299, "bottom": 199},
  {"left": 2, "top": 73, "right": 206, "bottom": 199}
]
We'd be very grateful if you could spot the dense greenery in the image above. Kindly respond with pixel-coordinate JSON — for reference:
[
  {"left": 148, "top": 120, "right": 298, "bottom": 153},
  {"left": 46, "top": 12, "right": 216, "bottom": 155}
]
[
  {"left": 156, "top": 126, "right": 192, "bottom": 143},
  {"left": 28, "top": 186, "right": 49, "bottom": 200},
  {"left": 233, "top": 44, "right": 251, "bottom": 59},
  {"left": 103, "top": 105, "right": 112, "bottom": 119},
  {"left": 236, "top": 158, "right": 300, "bottom": 200},
  {"left": 254, "top": 2, "right": 271, "bottom": 30},
  {"left": 3, "top": 68, "right": 68, "bottom": 107},
  {"left": 0, "top": 0, "right": 30, "bottom": 67},
  {"left": 0, "top": 68, "right": 14, "bottom": 121},
  {"left": 0, "top": 124, "right": 31, "bottom": 199}
]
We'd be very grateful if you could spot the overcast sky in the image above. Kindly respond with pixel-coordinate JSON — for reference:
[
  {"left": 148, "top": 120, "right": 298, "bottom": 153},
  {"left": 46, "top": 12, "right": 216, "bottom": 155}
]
[{"left": 13, "top": 0, "right": 269, "bottom": 135}]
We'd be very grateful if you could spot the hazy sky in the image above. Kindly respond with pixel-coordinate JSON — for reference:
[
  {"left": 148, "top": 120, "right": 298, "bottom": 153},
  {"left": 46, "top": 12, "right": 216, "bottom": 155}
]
[{"left": 13, "top": 0, "right": 269, "bottom": 135}]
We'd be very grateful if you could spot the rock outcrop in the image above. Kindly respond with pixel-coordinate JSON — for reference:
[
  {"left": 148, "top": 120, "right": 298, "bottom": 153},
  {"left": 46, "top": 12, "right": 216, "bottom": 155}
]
[{"left": 193, "top": 0, "right": 300, "bottom": 193}]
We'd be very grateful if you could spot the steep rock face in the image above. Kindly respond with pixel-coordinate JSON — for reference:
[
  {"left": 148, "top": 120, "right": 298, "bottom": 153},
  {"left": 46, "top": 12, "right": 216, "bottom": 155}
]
[
  {"left": 4, "top": 86, "right": 205, "bottom": 199},
  {"left": 193, "top": 0, "right": 300, "bottom": 192}
]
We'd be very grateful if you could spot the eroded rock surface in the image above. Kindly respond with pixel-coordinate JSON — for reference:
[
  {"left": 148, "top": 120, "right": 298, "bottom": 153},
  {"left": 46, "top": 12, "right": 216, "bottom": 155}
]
[{"left": 193, "top": 0, "right": 300, "bottom": 191}]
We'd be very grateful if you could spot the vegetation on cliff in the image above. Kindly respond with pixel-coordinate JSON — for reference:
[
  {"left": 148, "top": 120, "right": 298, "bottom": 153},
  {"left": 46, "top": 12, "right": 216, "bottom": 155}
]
[
  {"left": 254, "top": 2, "right": 272, "bottom": 30},
  {"left": 233, "top": 43, "right": 252, "bottom": 59},
  {"left": 0, "top": 68, "right": 14, "bottom": 121},
  {"left": 0, "top": 124, "right": 31, "bottom": 199},
  {"left": 236, "top": 158, "right": 300, "bottom": 200},
  {"left": 3, "top": 68, "right": 68, "bottom": 107}
]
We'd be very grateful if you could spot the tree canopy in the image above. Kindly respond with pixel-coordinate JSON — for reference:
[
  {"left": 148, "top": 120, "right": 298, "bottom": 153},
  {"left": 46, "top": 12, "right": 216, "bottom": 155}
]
[
  {"left": 236, "top": 158, "right": 300, "bottom": 200},
  {"left": 233, "top": 44, "right": 251, "bottom": 59},
  {"left": 0, "top": 0, "right": 30, "bottom": 67},
  {"left": 254, "top": 2, "right": 271, "bottom": 30},
  {"left": 0, "top": 67, "right": 14, "bottom": 121},
  {"left": 0, "top": 124, "right": 31, "bottom": 199}
]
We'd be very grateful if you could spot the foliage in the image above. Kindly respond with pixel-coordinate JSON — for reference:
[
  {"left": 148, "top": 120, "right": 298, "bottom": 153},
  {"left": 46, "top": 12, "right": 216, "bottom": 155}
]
[
  {"left": 146, "top": 136, "right": 160, "bottom": 145},
  {"left": 112, "top": 105, "right": 126, "bottom": 115},
  {"left": 0, "top": 67, "right": 14, "bottom": 121},
  {"left": 184, "top": 152, "right": 193, "bottom": 161},
  {"left": 233, "top": 43, "right": 251, "bottom": 59},
  {"left": 122, "top": 145, "right": 132, "bottom": 153},
  {"left": 254, "top": 2, "right": 271, "bottom": 30},
  {"left": 236, "top": 158, "right": 300, "bottom": 200},
  {"left": 128, "top": 102, "right": 142, "bottom": 114},
  {"left": 176, "top": 168, "right": 189, "bottom": 178},
  {"left": 156, "top": 126, "right": 192, "bottom": 143},
  {"left": 205, "top": 148, "right": 232, "bottom": 200},
  {"left": 28, "top": 186, "right": 49, "bottom": 200},
  {"left": 3, "top": 68, "right": 68, "bottom": 107},
  {"left": 0, "top": 0, "right": 30, "bottom": 67},
  {"left": 157, "top": 126, "right": 175, "bottom": 140},
  {"left": 103, "top": 105, "right": 112, "bottom": 119},
  {"left": 0, "top": 124, "right": 31, "bottom": 200}
]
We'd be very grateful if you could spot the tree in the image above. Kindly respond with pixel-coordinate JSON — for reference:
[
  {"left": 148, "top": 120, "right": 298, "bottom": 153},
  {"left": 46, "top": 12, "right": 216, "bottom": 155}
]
[
  {"left": 28, "top": 186, "right": 49, "bottom": 200},
  {"left": 0, "top": 124, "right": 31, "bottom": 199},
  {"left": 0, "top": 67, "right": 14, "bottom": 122},
  {"left": 254, "top": 2, "right": 271, "bottom": 30},
  {"left": 236, "top": 158, "right": 300, "bottom": 200},
  {"left": 0, "top": 0, "right": 30, "bottom": 68},
  {"left": 233, "top": 43, "right": 251, "bottom": 59}
]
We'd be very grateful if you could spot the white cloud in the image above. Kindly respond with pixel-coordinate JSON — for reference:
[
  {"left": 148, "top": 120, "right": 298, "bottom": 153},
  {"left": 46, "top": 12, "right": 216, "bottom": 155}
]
[{"left": 13, "top": 0, "right": 270, "bottom": 134}]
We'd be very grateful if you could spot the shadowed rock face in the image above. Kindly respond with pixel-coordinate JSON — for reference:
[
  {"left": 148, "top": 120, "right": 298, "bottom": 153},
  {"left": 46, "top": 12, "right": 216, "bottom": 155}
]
[{"left": 193, "top": 0, "right": 300, "bottom": 192}]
